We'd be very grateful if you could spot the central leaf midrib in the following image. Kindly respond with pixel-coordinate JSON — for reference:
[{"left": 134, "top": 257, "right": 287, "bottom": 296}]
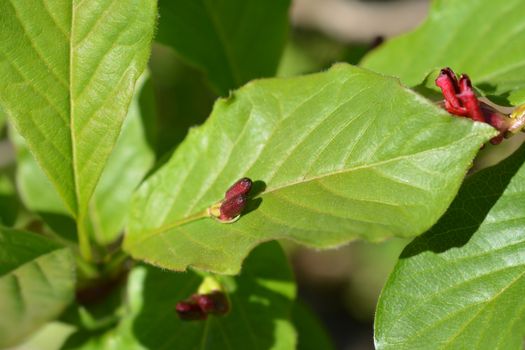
[
  {"left": 69, "top": 1, "right": 80, "bottom": 217},
  {"left": 132, "top": 133, "right": 484, "bottom": 244}
]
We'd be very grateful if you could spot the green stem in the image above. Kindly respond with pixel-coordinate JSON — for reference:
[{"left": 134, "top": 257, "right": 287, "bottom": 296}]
[{"left": 77, "top": 213, "right": 93, "bottom": 262}]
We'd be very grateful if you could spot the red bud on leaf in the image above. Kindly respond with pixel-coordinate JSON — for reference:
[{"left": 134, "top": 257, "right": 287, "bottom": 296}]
[
  {"left": 208, "top": 177, "right": 253, "bottom": 222},
  {"left": 225, "top": 177, "right": 252, "bottom": 200},
  {"left": 219, "top": 195, "right": 248, "bottom": 221}
]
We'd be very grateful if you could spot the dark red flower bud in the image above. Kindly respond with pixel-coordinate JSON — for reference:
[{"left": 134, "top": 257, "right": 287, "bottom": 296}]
[
  {"left": 219, "top": 195, "right": 247, "bottom": 221},
  {"left": 435, "top": 67, "right": 518, "bottom": 144},
  {"left": 225, "top": 177, "right": 252, "bottom": 200},
  {"left": 192, "top": 291, "right": 229, "bottom": 315},
  {"left": 436, "top": 68, "right": 467, "bottom": 116},
  {"left": 175, "top": 301, "right": 207, "bottom": 321},
  {"left": 457, "top": 74, "right": 484, "bottom": 122}
]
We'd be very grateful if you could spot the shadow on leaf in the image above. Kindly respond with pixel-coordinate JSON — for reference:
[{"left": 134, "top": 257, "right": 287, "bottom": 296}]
[{"left": 402, "top": 141, "right": 525, "bottom": 258}]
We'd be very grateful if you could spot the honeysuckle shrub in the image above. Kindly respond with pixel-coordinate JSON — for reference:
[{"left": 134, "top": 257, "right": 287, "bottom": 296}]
[{"left": 0, "top": 0, "right": 524, "bottom": 349}]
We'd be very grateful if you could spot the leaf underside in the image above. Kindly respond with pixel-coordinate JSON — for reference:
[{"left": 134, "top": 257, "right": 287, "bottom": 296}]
[
  {"left": 362, "top": 0, "right": 525, "bottom": 105},
  {"left": 0, "top": 0, "right": 156, "bottom": 217},
  {"left": 375, "top": 143, "right": 525, "bottom": 349},
  {"left": 0, "top": 228, "right": 75, "bottom": 348},
  {"left": 125, "top": 64, "right": 496, "bottom": 274}
]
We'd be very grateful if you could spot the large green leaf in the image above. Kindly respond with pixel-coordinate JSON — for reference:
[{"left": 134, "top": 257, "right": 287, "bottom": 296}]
[
  {"left": 124, "top": 64, "right": 496, "bottom": 274},
  {"left": 13, "top": 75, "right": 156, "bottom": 246},
  {"left": 0, "top": 228, "right": 75, "bottom": 348},
  {"left": 0, "top": 0, "right": 156, "bottom": 221},
  {"left": 88, "top": 76, "right": 155, "bottom": 245},
  {"left": 156, "top": 0, "right": 291, "bottom": 95},
  {"left": 62, "top": 242, "right": 297, "bottom": 350},
  {"left": 375, "top": 142, "right": 525, "bottom": 349},
  {"left": 362, "top": 0, "right": 525, "bottom": 104}
]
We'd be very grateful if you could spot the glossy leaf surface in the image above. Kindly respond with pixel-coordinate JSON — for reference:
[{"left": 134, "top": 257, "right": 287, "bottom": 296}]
[
  {"left": 375, "top": 143, "right": 525, "bottom": 349},
  {"left": 125, "top": 64, "right": 496, "bottom": 273}
]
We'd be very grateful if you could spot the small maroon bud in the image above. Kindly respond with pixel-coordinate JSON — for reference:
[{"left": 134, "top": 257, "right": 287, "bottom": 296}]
[
  {"left": 219, "top": 195, "right": 247, "bottom": 221},
  {"left": 192, "top": 291, "right": 230, "bottom": 315},
  {"left": 175, "top": 301, "right": 207, "bottom": 321},
  {"left": 225, "top": 177, "right": 252, "bottom": 200}
]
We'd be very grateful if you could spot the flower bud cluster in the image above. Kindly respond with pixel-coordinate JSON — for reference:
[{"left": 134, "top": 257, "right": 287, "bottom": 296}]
[{"left": 435, "top": 67, "right": 523, "bottom": 144}]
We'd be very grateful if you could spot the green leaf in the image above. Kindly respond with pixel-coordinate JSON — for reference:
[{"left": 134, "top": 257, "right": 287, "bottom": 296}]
[
  {"left": 62, "top": 242, "right": 297, "bottom": 350},
  {"left": 15, "top": 139, "right": 66, "bottom": 218},
  {"left": 156, "top": 0, "right": 291, "bottom": 95},
  {"left": 0, "top": 228, "right": 75, "bottom": 348},
  {"left": 362, "top": 0, "right": 525, "bottom": 105},
  {"left": 6, "top": 322, "right": 76, "bottom": 350},
  {"left": 0, "top": 0, "right": 156, "bottom": 220},
  {"left": 125, "top": 64, "right": 496, "bottom": 274},
  {"left": 292, "top": 301, "right": 335, "bottom": 350},
  {"left": 14, "top": 74, "right": 156, "bottom": 246},
  {"left": 12, "top": 125, "right": 77, "bottom": 241},
  {"left": 9, "top": 322, "right": 75, "bottom": 350},
  {"left": 375, "top": 142, "right": 525, "bottom": 349},
  {"left": 88, "top": 75, "right": 155, "bottom": 245}
]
